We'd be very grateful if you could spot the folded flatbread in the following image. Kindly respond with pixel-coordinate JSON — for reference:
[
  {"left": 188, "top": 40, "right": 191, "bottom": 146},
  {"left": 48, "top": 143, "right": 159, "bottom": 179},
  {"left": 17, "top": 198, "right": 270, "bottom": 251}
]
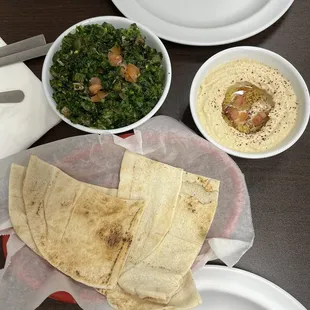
[
  {"left": 105, "top": 271, "right": 201, "bottom": 310},
  {"left": 118, "top": 167, "right": 219, "bottom": 302},
  {"left": 117, "top": 150, "right": 183, "bottom": 270},
  {"left": 9, "top": 164, "right": 39, "bottom": 254},
  {"left": 20, "top": 155, "right": 144, "bottom": 289},
  {"left": 9, "top": 163, "right": 117, "bottom": 255}
]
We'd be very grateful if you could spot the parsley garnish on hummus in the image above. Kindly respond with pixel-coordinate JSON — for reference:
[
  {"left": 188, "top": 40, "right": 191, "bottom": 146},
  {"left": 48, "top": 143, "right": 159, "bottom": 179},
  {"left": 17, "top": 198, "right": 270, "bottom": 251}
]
[{"left": 50, "top": 23, "right": 165, "bottom": 129}]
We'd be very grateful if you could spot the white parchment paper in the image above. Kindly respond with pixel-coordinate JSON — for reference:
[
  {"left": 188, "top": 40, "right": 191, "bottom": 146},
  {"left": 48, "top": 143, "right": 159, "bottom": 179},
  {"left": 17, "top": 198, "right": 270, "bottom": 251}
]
[{"left": 0, "top": 116, "right": 254, "bottom": 309}]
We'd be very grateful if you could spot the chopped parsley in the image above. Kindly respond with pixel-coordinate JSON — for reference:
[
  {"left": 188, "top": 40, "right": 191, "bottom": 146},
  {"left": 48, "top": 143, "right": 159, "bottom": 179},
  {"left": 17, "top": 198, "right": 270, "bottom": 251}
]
[{"left": 50, "top": 23, "right": 165, "bottom": 129}]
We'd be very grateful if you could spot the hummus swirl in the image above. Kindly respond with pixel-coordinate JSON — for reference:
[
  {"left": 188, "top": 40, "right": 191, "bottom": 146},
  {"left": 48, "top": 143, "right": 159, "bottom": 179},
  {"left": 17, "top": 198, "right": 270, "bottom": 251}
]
[{"left": 197, "top": 59, "right": 298, "bottom": 152}]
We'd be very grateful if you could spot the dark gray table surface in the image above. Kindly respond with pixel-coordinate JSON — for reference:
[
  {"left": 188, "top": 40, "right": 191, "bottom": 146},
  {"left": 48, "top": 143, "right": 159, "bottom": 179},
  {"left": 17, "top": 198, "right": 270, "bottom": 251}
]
[{"left": 0, "top": 1, "right": 309, "bottom": 309}]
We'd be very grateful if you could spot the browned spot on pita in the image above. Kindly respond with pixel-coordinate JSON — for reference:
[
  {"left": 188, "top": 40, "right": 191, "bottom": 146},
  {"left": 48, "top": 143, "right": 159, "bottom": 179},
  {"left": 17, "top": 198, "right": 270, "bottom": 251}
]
[
  {"left": 100, "top": 207, "right": 142, "bottom": 286},
  {"left": 122, "top": 237, "right": 132, "bottom": 244},
  {"left": 185, "top": 196, "right": 199, "bottom": 213},
  {"left": 105, "top": 225, "right": 123, "bottom": 247},
  {"left": 198, "top": 177, "right": 213, "bottom": 192}
]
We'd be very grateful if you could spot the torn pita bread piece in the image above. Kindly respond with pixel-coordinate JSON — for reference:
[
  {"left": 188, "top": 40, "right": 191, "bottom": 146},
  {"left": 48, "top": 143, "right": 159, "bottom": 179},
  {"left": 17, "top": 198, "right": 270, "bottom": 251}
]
[
  {"left": 118, "top": 170, "right": 219, "bottom": 303},
  {"left": 103, "top": 271, "right": 201, "bottom": 310},
  {"left": 22, "top": 155, "right": 144, "bottom": 289},
  {"left": 117, "top": 150, "right": 183, "bottom": 270},
  {"left": 8, "top": 163, "right": 118, "bottom": 255}
]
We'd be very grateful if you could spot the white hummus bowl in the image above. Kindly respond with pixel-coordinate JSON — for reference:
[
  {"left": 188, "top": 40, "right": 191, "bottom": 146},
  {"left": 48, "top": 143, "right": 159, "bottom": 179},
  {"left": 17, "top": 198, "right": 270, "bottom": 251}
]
[
  {"left": 190, "top": 46, "right": 310, "bottom": 159},
  {"left": 42, "top": 16, "right": 171, "bottom": 134}
]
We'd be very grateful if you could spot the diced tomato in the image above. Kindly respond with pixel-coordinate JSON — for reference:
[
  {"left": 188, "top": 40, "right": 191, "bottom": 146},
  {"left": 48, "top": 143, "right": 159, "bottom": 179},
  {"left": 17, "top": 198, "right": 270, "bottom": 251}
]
[
  {"left": 97, "top": 91, "right": 109, "bottom": 99},
  {"left": 108, "top": 46, "right": 123, "bottom": 66},
  {"left": 225, "top": 106, "right": 239, "bottom": 121},
  {"left": 110, "top": 46, "right": 121, "bottom": 55},
  {"left": 89, "top": 84, "right": 102, "bottom": 95},
  {"left": 234, "top": 95, "right": 245, "bottom": 108},
  {"left": 90, "top": 94, "right": 101, "bottom": 102},
  {"left": 90, "top": 77, "right": 102, "bottom": 85},
  {"left": 124, "top": 64, "right": 140, "bottom": 83},
  {"left": 252, "top": 112, "right": 268, "bottom": 127}
]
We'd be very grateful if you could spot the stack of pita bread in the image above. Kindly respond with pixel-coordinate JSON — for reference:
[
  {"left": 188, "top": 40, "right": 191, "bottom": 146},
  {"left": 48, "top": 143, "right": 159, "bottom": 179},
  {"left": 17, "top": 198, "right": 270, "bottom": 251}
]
[{"left": 8, "top": 150, "right": 220, "bottom": 310}]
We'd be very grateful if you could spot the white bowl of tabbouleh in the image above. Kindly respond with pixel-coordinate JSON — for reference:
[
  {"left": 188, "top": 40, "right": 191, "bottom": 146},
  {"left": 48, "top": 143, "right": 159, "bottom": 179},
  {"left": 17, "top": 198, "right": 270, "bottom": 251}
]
[
  {"left": 42, "top": 16, "right": 171, "bottom": 134},
  {"left": 190, "top": 46, "right": 309, "bottom": 159}
]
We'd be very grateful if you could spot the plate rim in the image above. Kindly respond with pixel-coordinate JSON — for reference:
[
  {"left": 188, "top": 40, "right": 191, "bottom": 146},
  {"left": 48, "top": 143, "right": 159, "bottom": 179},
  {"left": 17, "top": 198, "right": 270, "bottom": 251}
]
[
  {"left": 111, "top": 0, "right": 294, "bottom": 46},
  {"left": 195, "top": 265, "right": 307, "bottom": 310}
]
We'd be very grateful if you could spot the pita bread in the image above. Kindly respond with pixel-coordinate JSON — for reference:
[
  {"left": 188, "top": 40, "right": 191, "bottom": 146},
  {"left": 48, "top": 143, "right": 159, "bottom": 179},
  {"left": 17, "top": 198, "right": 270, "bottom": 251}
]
[
  {"left": 22, "top": 155, "right": 144, "bottom": 289},
  {"left": 9, "top": 164, "right": 40, "bottom": 254},
  {"left": 9, "top": 164, "right": 117, "bottom": 255},
  {"left": 118, "top": 171, "right": 219, "bottom": 302},
  {"left": 118, "top": 151, "right": 183, "bottom": 269},
  {"left": 105, "top": 271, "right": 201, "bottom": 310}
]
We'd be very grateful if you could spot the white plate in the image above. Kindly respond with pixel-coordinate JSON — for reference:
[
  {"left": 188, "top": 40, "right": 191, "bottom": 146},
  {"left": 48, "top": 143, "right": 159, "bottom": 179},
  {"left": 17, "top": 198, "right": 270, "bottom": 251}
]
[
  {"left": 111, "top": 0, "right": 294, "bottom": 46},
  {"left": 194, "top": 265, "right": 306, "bottom": 310}
]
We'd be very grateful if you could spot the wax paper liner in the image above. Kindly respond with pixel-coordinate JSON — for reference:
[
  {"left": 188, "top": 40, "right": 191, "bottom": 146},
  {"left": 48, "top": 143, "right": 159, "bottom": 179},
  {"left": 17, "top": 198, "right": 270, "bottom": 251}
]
[{"left": 0, "top": 116, "right": 254, "bottom": 309}]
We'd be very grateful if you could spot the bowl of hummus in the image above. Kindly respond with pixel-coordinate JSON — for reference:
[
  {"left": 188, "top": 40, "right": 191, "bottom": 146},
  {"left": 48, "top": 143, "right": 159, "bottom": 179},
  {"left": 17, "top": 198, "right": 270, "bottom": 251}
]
[{"left": 190, "top": 46, "right": 310, "bottom": 159}]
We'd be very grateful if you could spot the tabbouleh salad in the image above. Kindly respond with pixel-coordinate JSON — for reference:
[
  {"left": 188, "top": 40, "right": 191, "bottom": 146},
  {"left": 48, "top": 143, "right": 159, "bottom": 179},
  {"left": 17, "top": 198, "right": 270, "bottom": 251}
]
[{"left": 50, "top": 23, "right": 165, "bottom": 129}]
